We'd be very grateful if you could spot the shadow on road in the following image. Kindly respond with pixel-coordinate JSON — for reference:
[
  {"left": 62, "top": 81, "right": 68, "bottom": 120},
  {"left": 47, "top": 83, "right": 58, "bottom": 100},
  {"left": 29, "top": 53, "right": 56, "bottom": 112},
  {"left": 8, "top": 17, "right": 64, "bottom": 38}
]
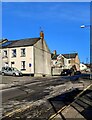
[{"left": 48, "top": 87, "right": 92, "bottom": 120}]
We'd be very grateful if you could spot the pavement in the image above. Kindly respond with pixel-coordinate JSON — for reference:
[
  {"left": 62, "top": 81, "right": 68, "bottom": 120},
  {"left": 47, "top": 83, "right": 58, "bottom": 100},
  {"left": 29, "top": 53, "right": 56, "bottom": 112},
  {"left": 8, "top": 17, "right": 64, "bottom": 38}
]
[{"left": 50, "top": 84, "right": 92, "bottom": 120}]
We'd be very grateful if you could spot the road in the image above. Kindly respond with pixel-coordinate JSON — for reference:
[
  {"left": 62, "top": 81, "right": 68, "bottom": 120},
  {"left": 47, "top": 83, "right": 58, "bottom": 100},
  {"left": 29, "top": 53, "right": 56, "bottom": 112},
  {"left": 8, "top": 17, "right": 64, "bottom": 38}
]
[{"left": 1, "top": 74, "right": 92, "bottom": 119}]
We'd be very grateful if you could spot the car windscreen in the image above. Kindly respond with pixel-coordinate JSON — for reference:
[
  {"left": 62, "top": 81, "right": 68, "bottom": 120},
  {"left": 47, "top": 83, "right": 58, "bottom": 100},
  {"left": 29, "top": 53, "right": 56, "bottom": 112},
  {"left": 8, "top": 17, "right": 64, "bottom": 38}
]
[
  {"left": 2, "top": 67, "right": 8, "bottom": 71},
  {"left": 12, "top": 67, "right": 19, "bottom": 71}
]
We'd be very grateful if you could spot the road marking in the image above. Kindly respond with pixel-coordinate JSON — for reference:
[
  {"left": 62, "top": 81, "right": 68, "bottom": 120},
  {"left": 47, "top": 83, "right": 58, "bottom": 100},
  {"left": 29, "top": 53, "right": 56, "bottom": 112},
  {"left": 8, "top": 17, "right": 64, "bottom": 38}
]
[
  {"left": 4, "top": 103, "right": 32, "bottom": 118},
  {"left": 74, "top": 83, "right": 92, "bottom": 99},
  {"left": 48, "top": 106, "right": 66, "bottom": 120},
  {"left": 0, "top": 86, "right": 20, "bottom": 92},
  {"left": 48, "top": 83, "right": 92, "bottom": 120}
]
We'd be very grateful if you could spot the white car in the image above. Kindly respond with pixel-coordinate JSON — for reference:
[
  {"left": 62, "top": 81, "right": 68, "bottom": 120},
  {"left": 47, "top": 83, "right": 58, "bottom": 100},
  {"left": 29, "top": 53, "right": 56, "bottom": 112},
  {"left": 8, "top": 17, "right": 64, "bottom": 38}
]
[{"left": 1, "top": 67, "right": 22, "bottom": 76}]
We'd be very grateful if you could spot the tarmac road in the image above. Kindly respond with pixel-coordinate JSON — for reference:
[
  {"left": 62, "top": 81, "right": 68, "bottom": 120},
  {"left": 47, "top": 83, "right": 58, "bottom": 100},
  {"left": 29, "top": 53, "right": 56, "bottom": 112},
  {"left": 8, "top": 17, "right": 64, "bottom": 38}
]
[
  {"left": 2, "top": 77, "right": 68, "bottom": 102},
  {"left": 1, "top": 75, "right": 92, "bottom": 119},
  {"left": 2, "top": 74, "right": 88, "bottom": 102}
]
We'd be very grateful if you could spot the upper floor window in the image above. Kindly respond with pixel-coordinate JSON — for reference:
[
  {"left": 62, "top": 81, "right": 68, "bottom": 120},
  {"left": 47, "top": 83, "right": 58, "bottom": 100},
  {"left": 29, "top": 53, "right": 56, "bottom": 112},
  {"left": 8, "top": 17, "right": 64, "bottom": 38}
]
[
  {"left": 68, "top": 60, "right": 71, "bottom": 64},
  {"left": 12, "top": 49, "right": 16, "bottom": 57},
  {"left": 21, "top": 48, "right": 26, "bottom": 57},
  {"left": 3, "top": 50, "right": 7, "bottom": 58}
]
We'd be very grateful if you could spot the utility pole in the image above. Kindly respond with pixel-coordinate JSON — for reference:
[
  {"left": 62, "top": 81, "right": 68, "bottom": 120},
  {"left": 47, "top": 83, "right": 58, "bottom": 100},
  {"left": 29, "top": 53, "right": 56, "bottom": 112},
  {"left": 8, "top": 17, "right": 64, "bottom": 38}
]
[
  {"left": 90, "top": 1, "right": 92, "bottom": 79},
  {"left": 80, "top": 1, "right": 92, "bottom": 79}
]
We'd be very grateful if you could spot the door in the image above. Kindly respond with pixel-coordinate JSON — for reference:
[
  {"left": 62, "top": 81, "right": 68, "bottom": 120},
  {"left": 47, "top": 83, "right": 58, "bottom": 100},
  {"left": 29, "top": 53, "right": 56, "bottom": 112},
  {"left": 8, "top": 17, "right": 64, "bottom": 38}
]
[{"left": 6, "top": 67, "right": 13, "bottom": 75}]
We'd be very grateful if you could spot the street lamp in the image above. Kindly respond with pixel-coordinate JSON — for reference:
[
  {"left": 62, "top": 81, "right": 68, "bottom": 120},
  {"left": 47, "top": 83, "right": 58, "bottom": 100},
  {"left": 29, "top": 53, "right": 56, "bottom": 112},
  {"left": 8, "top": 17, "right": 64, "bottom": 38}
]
[
  {"left": 80, "top": 24, "right": 92, "bottom": 79},
  {"left": 80, "top": 25, "right": 91, "bottom": 28}
]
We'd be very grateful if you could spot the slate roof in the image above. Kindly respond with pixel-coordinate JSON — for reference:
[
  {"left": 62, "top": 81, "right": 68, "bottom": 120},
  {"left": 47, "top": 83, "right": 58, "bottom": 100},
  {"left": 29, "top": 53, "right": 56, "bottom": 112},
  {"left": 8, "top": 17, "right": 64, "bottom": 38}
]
[
  {"left": 1, "top": 38, "right": 41, "bottom": 48},
  {"left": 51, "top": 53, "right": 78, "bottom": 60},
  {"left": 62, "top": 53, "right": 78, "bottom": 59},
  {"left": 51, "top": 54, "right": 59, "bottom": 60}
]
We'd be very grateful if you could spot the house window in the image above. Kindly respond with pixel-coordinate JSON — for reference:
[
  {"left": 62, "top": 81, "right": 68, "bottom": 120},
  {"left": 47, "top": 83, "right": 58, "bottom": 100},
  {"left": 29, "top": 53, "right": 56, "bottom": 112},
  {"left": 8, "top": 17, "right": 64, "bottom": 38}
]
[
  {"left": 21, "top": 48, "right": 26, "bottom": 57},
  {"left": 21, "top": 61, "right": 26, "bottom": 70},
  {"left": 11, "top": 62, "right": 15, "bottom": 64},
  {"left": 4, "top": 62, "right": 8, "bottom": 67},
  {"left": 68, "top": 60, "right": 71, "bottom": 64},
  {"left": 3, "top": 50, "right": 7, "bottom": 58},
  {"left": 12, "top": 49, "right": 16, "bottom": 57},
  {"left": 11, "top": 62, "right": 15, "bottom": 67}
]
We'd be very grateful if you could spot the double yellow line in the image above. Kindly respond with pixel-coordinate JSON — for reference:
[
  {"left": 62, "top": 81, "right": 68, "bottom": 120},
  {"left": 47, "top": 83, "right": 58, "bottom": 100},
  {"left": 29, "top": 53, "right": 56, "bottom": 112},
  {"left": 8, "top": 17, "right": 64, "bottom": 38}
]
[{"left": 4, "top": 103, "right": 33, "bottom": 118}]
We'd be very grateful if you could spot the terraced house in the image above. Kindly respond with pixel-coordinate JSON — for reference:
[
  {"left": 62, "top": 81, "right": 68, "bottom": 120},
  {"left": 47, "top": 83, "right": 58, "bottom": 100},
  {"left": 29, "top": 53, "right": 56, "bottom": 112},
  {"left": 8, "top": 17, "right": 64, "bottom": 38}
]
[{"left": 0, "top": 31, "right": 51, "bottom": 76}]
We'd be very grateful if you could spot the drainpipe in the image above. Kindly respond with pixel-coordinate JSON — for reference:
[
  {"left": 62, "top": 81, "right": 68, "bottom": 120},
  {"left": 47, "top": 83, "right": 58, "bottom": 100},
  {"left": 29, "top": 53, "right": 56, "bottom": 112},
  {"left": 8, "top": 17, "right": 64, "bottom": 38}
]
[{"left": 40, "top": 31, "right": 45, "bottom": 76}]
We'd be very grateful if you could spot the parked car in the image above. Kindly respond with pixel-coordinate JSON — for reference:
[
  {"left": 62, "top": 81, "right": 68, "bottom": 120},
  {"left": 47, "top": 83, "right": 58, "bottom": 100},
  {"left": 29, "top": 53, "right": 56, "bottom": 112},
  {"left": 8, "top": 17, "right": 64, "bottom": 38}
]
[
  {"left": 74, "top": 71, "right": 81, "bottom": 75},
  {"left": 61, "top": 69, "right": 73, "bottom": 76},
  {"left": 1, "top": 67, "right": 22, "bottom": 76}
]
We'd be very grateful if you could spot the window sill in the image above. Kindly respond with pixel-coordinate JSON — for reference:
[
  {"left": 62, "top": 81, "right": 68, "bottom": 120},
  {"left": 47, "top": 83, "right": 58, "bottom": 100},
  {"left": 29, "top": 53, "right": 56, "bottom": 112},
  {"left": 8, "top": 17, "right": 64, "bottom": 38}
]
[
  {"left": 20, "top": 55, "right": 26, "bottom": 57},
  {"left": 12, "top": 56, "right": 16, "bottom": 58},
  {"left": 2, "top": 56, "right": 8, "bottom": 58},
  {"left": 21, "top": 69, "right": 26, "bottom": 71}
]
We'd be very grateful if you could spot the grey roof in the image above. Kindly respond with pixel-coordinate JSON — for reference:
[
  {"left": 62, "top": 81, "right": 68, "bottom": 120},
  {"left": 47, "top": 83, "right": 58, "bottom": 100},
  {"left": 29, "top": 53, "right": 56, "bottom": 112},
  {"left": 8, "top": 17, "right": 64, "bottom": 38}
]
[
  {"left": 2, "top": 38, "right": 41, "bottom": 48},
  {"left": 62, "top": 53, "right": 78, "bottom": 59},
  {"left": 51, "top": 53, "right": 78, "bottom": 60},
  {"left": 51, "top": 54, "right": 59, "bottom": 60}
]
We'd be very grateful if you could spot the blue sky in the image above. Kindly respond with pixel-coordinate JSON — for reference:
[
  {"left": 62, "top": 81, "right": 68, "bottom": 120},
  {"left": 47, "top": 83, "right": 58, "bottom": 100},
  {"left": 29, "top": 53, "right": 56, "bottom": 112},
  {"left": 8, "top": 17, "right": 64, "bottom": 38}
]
[{"left": 2, "top": 2, "right": 90, "bottom": 63}]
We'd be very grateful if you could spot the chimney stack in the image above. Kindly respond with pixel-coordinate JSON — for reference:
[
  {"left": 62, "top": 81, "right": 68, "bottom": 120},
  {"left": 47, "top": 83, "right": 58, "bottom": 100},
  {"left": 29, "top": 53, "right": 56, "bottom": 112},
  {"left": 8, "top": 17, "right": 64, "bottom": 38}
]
[
  {"left": 53, "top": 50, "right": 57, "bottom": 55},
  {"left": 40, "top": 31, "right": 44, "bottom": 40}
]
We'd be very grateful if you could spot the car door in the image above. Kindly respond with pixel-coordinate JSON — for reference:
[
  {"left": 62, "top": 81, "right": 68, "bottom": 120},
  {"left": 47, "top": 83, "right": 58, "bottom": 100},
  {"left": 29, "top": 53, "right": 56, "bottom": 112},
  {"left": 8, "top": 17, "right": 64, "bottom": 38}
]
[
  {"left": 6, "top": 67, "right": 13, "bottom": 75},
  {"left": 2, "top": 67, "right": 7, "bottom": 75}
]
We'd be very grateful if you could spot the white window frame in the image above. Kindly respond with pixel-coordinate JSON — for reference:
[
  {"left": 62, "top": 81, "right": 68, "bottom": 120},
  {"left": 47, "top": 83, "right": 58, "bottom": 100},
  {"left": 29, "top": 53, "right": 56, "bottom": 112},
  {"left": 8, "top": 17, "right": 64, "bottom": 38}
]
[
  {"left": 21, "top": 48, "right": 26, "bottom": 57},
  {"left": 12, "top": 49, "right": 16, "bottom": 57},
  {"left": 3, "top": 50, "right": 7, "bottom": 58},
  {"left": 4, "top": 62, "right": 8, "bottom": 67},
  {"left": 21, "top": 61, "right": 26, "bottom": 70},
  {"left": 68, "top": 59, "right": 71, "bottom": 64}
]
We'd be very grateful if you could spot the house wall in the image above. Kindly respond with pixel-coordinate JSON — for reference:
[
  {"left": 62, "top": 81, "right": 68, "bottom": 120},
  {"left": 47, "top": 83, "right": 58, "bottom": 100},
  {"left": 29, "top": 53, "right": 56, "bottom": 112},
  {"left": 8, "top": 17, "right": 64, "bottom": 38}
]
[
  {"left": 1, "top": 46, "right": 34, "bottom": 74},
  {"left": 0, "top": 49, "right": 2, "bottom": 71},
  {"left": 1, "top": 48, "right": 9, "bottom": 69},
  {"left": 75, "top": 55, "right": 80, "bottom": 71},
  {"left": 9, "top": 46, "right": 34, "bottom": 74},
  {"left": 1, "top": 39, "right": 51, "bottom": 76},
  {"left": 34, "top": 39, "right": 51, "bottom": 76},
  {"left": 64, "top": 55, "right": 80, "bottom": 70},
  {"left": 52, "top": 68, "right": 63, "bottom": 76}
]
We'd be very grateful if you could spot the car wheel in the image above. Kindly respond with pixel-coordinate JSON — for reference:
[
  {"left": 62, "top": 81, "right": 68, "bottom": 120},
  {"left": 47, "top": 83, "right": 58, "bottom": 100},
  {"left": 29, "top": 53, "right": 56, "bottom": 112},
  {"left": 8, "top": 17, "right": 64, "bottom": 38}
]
[
  {"left": 2, "top": 72, "right": 5, "bottom": 76},
  {"left": 13, "top": 73, "right": 16, "bottom": 76}
]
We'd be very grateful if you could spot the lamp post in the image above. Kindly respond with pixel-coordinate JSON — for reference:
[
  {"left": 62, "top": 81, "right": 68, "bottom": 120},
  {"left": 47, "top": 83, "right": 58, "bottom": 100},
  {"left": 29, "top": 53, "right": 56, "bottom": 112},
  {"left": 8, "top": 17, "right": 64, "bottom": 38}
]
[
  {"left": 80, "top": 24, "right": 92, "bottom": 79},
  {"left": 80, "top": 25, "right": 91, "bottom": 28}
]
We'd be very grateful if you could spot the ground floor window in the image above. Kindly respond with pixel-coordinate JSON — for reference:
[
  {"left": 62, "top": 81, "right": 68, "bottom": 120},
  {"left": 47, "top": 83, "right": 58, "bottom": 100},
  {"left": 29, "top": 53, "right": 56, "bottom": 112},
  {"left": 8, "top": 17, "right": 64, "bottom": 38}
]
[
  {"left": 4, "top": 62, "right": 8, "bottom": 67},
  {"left": 11, "top": 62, "right": 15, "bottom": 67},
  {"left": 21, "top": 61, "right": 26, "bottom": 70}
]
